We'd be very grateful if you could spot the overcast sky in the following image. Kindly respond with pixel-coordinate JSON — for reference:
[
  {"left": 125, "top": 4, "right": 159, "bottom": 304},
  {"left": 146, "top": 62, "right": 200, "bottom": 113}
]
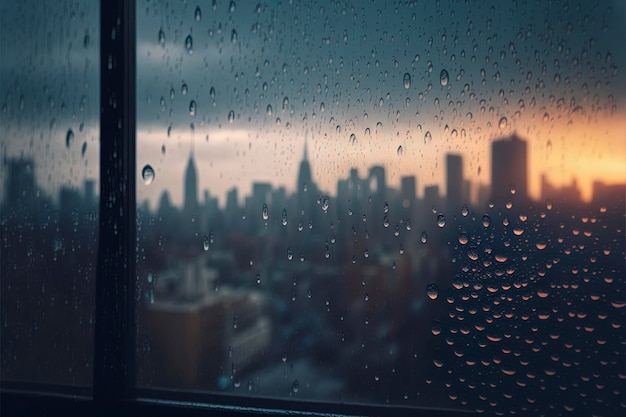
[{"left": 1, "top": 0, "right": 625, "bottom": 209}]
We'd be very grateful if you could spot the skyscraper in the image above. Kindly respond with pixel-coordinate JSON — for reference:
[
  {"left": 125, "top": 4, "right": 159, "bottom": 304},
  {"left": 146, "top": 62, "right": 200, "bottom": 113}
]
[
  {"left": 296, "top": 140, "right": 318, "bottom": 220},
  {"left": 491, "top": 134, "right": 528, "bottom": 205},
  {"left": 446, "top": 154, "right": 463, "bottom": 212},
  {"left": 183, "top": 151, "right": 199, "bottom": 226}
]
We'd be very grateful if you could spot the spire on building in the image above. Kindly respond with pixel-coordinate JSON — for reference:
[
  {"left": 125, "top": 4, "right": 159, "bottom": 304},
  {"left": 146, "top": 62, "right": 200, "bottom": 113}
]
[
  {"left": 297, "top": 139, "right": 312, "bottom": 194},
  {"left": 183, "top": 149, "right": 198, "bottom": 215}
]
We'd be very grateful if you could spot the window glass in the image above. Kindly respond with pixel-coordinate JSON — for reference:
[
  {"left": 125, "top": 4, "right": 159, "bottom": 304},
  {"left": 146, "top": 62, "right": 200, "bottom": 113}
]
[
  {"left": 1, "top": 1, "right": 98, "bottom": 387},
  {"left": 136, "top": 0, "right": 625, "bottom": 413}
]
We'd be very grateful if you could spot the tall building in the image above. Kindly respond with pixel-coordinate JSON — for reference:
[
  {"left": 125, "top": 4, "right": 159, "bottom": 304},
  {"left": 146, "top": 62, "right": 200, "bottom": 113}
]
[
  {"left": 183, "top": 151, "right": 199, "bottom": 216},
  {"left": 296, "top": 140, "right": 313, "bottom": 212},
  {"left": 423, "top": 185, "right": 441, "bottom": 211},
  {"left": 182, "top": 151, "right": 200, "bottom": 239},
  {"left": 446, "top": 154, "right": 463, "bottom": 212},
  {"left": 491, "top": 134, "right": 528, "bottom": 205},
  {"left": 400, "top": 176, "right": 416, "bottom": 220}
]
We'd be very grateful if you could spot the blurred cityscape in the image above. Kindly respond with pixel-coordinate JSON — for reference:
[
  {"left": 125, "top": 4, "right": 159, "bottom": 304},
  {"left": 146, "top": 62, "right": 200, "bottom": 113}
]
[{"left": 1, "top": 134, "right": 624, "bottom": 413}]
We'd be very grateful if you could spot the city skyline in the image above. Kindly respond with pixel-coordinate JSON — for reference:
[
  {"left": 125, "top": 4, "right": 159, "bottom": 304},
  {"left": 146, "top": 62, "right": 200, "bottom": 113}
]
[{"left": 132, "top": 132, "right": 623, "bottom": 215}]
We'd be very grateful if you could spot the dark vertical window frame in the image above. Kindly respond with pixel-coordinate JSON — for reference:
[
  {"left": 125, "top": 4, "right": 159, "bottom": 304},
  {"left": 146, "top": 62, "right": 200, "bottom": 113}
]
[{"left": 94, "top": 0, "right": 136, "bottom": 410}]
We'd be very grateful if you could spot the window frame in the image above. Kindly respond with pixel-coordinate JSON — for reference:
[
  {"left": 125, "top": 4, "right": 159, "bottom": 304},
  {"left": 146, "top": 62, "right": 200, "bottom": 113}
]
[{"left": 0, "top": 1, "right": 475, "bottom": 416}]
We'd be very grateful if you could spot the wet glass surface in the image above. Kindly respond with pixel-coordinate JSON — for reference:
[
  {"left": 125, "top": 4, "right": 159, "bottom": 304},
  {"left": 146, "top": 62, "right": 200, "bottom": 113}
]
[
  {"left": 1, "top": 0, "right": 99, "bottom": 387},
  {"left": 135, "top": 1, "right": 625, "bottom": 414}
]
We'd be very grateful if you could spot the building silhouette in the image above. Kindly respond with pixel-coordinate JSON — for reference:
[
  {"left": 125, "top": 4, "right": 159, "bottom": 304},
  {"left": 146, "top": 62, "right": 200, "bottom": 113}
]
[
  {"left": 491, "top": 133, "right": 528, "bottom": 205},
  {"left": 446, "top": 154, "right": 463, "bottom": 212},
  {"left": 183, "top": 151, "right": 199, "bottom": 225}
]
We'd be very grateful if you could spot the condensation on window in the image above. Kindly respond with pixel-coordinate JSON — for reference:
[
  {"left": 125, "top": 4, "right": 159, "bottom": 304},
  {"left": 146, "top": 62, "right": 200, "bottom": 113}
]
[
  {"left": 1, "top": 0, "right": 99, "bottom": 387},
  {"left": 135, "top": 1, "right": 625, "bottom": 414}
]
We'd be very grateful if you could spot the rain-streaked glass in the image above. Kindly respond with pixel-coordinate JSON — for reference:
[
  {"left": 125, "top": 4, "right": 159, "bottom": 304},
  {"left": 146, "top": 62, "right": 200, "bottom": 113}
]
[
  {"left": 136, "top": 1, "right": 625, "bottom": 414},
  {"left": 1, "top": 1, "right": 99, "bottom": 387}
]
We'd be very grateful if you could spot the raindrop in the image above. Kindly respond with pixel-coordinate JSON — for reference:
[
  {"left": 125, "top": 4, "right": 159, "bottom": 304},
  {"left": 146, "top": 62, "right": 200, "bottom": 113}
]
[
  {"left": 158, "top": 28, "right": 165, "bottom": 46},
  {"left": 420, "top": 231, "right": 428, "bottom": 243},
  {"left": 397, "top": 145, "right": 403, "bottom": 156},
  {"left": 281, "top": 209, "right": 288, "bottom": 226},
  {"left": 426, "top": 283, "right": 439, "bottom": 300},
  {"left": 185, "top": 35, "right": 193, "bottom": 54},
  {"left": 194, "top": 6, "right": 202, "bottom": 21},
  {"left": 321, "top": 196, "right": 330, "bottom": 212},
  {"left": 482, "top": 214, "right": 491, "bottom": 227},
  {"left": 231, "top": 29, "right": 238, "bottom": 44},
  {"left": 350, "top": 133, "right": 357, "bottom": 144},
  {"left": 189, "top": 100, "right": 196, "bottom": 116},
  {"left": 403, "top": 72, "right": 411, "bottom": 89},
  {"left": 440, "top": 69, "right": 449, "bottom": 86},
  {"left": 203, "top": 235, "right": 210, "bottom": 251},
  {"left": 287, "top": 247, "right": 293, "bottom": 260},
  {"left": 66, "top": 129, "right": 74, "bottom": 148},
  {"left": 437, "top": 213, "right": 446, "bottom": 228},
  {"left": 81, "top": 142, "right": 87, "bottom": 157},
  {"left": 424, "top": 131, "right": 432, "bottom": 143},
  {"left": 292, "top": 379, "right": 299, "bottom": 394},
  {"left": 229, "top": 1, "right": 236, "bottom": 13},
  {"left": 261, "top": 204, "right": 269, "bottom": 220},
  {"left": 181, "top": 83, "right": 188, "bottom": 95},
  {"left": 461, "top": 204, "right": 469, "bottom": 217},
  {"left": 498, "top": 116, "right": 508, "bottom": 129},
  {"left": 228, "top": 110, "right": 235, "bottom": 123},
  {"left": 142, "top": 165, "right": 155, "bottom": 185},
  {"left": 266, "top": 104, "right": 273, "bottom": 115}
]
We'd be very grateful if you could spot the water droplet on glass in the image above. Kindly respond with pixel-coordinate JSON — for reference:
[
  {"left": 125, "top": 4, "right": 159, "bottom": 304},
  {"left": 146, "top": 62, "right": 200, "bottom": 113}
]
[
  {"left": 440, "top": 69, "right": 449, "bottom": 86},
  {"left": 266, "top": 104, "right": 273, "bottom": 116},
  {"left": 194, "top": 6, "right": 202, "bottom": 21},
  {"left": 424, "top": 131, "right": 432, "bottom": 143},
  {"left": 203, "top": 235, "right": 210, "bottom": 251},
  {"left": 461, "top": 204, "right": 469, "bottom": 217},
  {"left": 498, "top": 116, "right": 508, "bottom": 129},
  {"left": 229, "top": 1, "right": 236, "bottom": 13},
  {"left": 189, "top": 100, "right": 196, "bottom": 116},
  {"left": 261, "top": 204, "right": 269, "bottom": 221},
  {"left": 397, "top": 145, "right": 403, "bottom": 156},
  {"left": 228, "top": 110, "right": 235, "bottom": 123},
  {"left": 141, "top": 165, "right": 155, "bottom": 185},
  {"left": 158, "top": 28, "right": 165, "bottom": 46},
  {"left": 66, "top": 129, "right": 74, "bottom": 148},
  {"left": 81, "top": 142, "right": 87, "bottom": 157},
  {"left": 321, "top": 196, "right": 330, "bottom": 212},
  {"left": 350, "top": 133, "right": 357, "bottom": 144},
  {"left": 287, "top": 247, "right": 293, "bottom": 260},
  {"left": 420, "top": 231, "right": 428, "bottom": 243},
  {"left": 281, "top": 208, "right": 288, "bottom": 226},
  {"left": 482, "top": 214, "right": 491, "bottom": 227},
  {"left": 403, "top": 72, "right": 411, "bottom": 89},
  {"left": 437, "top": 214, "right": 446, "bottom": 228},
  {"left": 231, "top": 29, "right": 238, "bottom": 44},
  {"left": 181, "top": 83, "right": 188, "bottom": 95},
  {"left": 292, "top": 379, "right": 299, "bottom": 394},
  {"left": 185, "top": 35, "right": 193, "bottom": 54},
  {"left": 426, "top": 283, "right": 439, "bottom": 300}
]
